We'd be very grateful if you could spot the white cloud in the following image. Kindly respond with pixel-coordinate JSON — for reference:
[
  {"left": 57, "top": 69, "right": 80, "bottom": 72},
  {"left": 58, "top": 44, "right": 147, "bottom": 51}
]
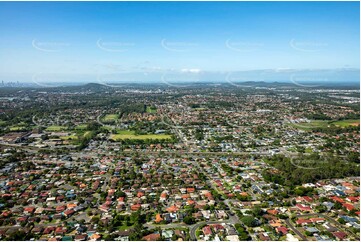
[{"left": 180, "top": 68, "right": 201, "bottom": 73}]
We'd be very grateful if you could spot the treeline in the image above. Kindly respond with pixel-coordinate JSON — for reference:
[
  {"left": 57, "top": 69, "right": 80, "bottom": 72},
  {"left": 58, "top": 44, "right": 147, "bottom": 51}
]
[
  {"left": 205, "top": 101, "right": 235, "bottom": 109},
  {"left": 262, "top": 154, "right": 359, "bottom": 186},
  {"left": 119, "top": 137, "right": 176, "bottom": 145},
  {"left": 130, "top": 121, "right": 171, "bottom": 135},
  {"left": 311, "top": 124, "right": 359, "bottom": 135},
  {"left": 120, "top": 103, "right": 146, "bottom": 114},
  {"left": 77, "top": 122, "right": 102, "bottom": 150},
  {"left": 339, "top": 112, "right": 359, "bottom": 120},
  {"left": 0, "top": 151, "right": 25, "bottom": 169},
  {"left": 306, "top": 113, "right": 332, "bottom": 120}
]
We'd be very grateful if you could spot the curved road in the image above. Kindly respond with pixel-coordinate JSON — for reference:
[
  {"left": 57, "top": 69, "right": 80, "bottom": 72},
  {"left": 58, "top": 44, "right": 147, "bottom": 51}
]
[
  {"left": 285, "top": 218, "right": 307, "bottom": 241},
  {"left": 190, "top": 220, "right": 232, "bottom": 241}
]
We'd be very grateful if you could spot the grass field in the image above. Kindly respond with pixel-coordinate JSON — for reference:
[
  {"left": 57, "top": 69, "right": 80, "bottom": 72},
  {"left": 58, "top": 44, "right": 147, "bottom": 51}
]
[
  {"left": 75, "top": 124, "right": 88, "bottom": 130},
  {"left": 45, "top": 125, "right": 67, "bottom": 131},
  {"left": 290, "top": 119, "right": 360, "bottom": 130},
  {"left": 289, "top": 120, "right": 329, "bottom": 130},
  {"left": 60, "top": 131, "right": 93, "bottom": 141},
  {"left": 83, "top": 131, "right": 93, "bottom": 138},
  {"left": 111, "top": 134, "right": 172, "bottom": 140},
  {"left": 331, "top": 119, "right": 360, "bottom": 127},
  {"left": 146, "top": 106, "right": 157, "bottom": 113},
  {"left": 102, "top": 114, "right": 119, "bottom": 122},
  {"left": 117, "top": 130, "right": 135, "bottom": 135},
  {"left": 10, "top": 126, "right": 27, "bottom": 131},
  {"left": 60, "top": 135, "right": 78, "bottom": 140},
  {"left": 110, "top": 130, "right": 172, "bottom": 140}
]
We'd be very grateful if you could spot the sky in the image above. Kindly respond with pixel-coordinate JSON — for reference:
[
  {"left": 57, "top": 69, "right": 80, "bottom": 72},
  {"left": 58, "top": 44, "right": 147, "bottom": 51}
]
[{"left": 0, "top": 1, "right": 359, "bottom": 84}]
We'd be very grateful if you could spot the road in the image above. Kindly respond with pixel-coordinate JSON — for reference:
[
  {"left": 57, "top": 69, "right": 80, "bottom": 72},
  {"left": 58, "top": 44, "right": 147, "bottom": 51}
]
[
  {"left": 145, "top": 222, "right": 188, "bottom": 230},
  {"left": 285, "top": 213, "right": 359, "bottom": 241},
  {"left": 285, "top": 218, "right": 307, "bottom": 241},
  {"left": 296, "top": 213, "right": 358, "bottom": 238},
  {"left": 0, "top": 142, "right": 275, "bottom": 157},
  {"left": 1, "top": 114, "right": 340, "bottom": 242},
  {"left": 187, "top": 158, "right": 244, "bottom": 240},
  {"left": 189, "top": 220, "right": 232, "bottom": 241}
]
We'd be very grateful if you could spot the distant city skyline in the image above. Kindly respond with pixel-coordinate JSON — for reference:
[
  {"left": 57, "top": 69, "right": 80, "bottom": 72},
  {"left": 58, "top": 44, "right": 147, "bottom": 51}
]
[{"left": 0, "top": 1, "right": 359, "bottom": 83}]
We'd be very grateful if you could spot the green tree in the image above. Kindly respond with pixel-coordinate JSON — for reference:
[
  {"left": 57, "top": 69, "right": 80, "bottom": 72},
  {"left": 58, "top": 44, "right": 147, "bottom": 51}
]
[
  {"left": 241, "top": 216, "right": 258, "bottom": 227},
  {"left": 183, "top": 216, "right": 196, "bottom": 225}
]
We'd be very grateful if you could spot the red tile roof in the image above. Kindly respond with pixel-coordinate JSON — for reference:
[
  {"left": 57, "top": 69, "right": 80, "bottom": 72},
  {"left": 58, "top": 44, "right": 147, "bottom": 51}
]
[
  {"left": 142, "top": 233, "right": 161, "bottom": 241},
  {"left": 202, "top": 226, "right": 212, "bottom": 235},
  {"left": 187, "top": 188, "right": 195, "bottom": 193},
  {"left": 276, "top": 227, "right": 288, "bottom": 235},
  {"left": 330, "top": 196, "right": 345, "bottom": 204},
  {"left": 130, "top": 204, "right": 141, "bottom": 211},
  {"left": 302, "top": 196, "right": 313, "bottom": 202},
  {"left": 310, "top": 217, "right": 325, "bottom": 223},
  {"left": 296, "top": 219, "right": 311, "bottom": 225},
  {"left": 342, "top": 203, "right": 355, "bottom": 211},
  {"left": 332, "top": 231, "right": 347, "bottom": 240},
  {"left": 295, "top": 204, "right": 311, "bottom": 211},
  {"left": 267, "top": 209, "right": 279, "bottom": 215},
  {"left": 346, "top": 196, "right": 359, "bottom": 203},
  {"left": 166, "top": 205, "right": 179, "bottom": 212}
]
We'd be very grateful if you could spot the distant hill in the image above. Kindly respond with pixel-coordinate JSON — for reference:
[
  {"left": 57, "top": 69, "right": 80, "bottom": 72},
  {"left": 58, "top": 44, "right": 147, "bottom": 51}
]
[{"left": 35, "top": 82, "right": 115, "bottom": 93}]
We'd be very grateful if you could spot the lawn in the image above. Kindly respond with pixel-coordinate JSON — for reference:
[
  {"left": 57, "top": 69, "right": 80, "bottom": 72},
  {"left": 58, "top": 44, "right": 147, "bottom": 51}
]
[
  {"left": 110, "top": 130, "right": 172, "bottom": 141},
  {"left": 146, "top": 106, "right": 157, "bottom": 113},
  {"left": 102, "top": 114, "right": 119, "bottom": 122},
  {"left": 46, "top": 125, "right": 67, "bottom": 131},
  {"left": 117, "top": 224, "right": 134, "bottom": 231},
  {"left": 330, "top": 119, "right": 360, "bottom": 127}
]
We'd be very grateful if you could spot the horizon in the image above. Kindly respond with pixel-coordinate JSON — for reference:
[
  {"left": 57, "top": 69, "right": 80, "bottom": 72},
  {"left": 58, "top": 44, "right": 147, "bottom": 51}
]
[{"left": 0, "top": 1, "right": 360, "bottom": 85}]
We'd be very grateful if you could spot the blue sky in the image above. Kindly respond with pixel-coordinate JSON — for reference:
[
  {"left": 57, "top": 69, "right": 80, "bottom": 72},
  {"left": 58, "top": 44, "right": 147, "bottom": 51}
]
[{"left": 0, "top": 1, "right": 359, "bottom": 83}]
